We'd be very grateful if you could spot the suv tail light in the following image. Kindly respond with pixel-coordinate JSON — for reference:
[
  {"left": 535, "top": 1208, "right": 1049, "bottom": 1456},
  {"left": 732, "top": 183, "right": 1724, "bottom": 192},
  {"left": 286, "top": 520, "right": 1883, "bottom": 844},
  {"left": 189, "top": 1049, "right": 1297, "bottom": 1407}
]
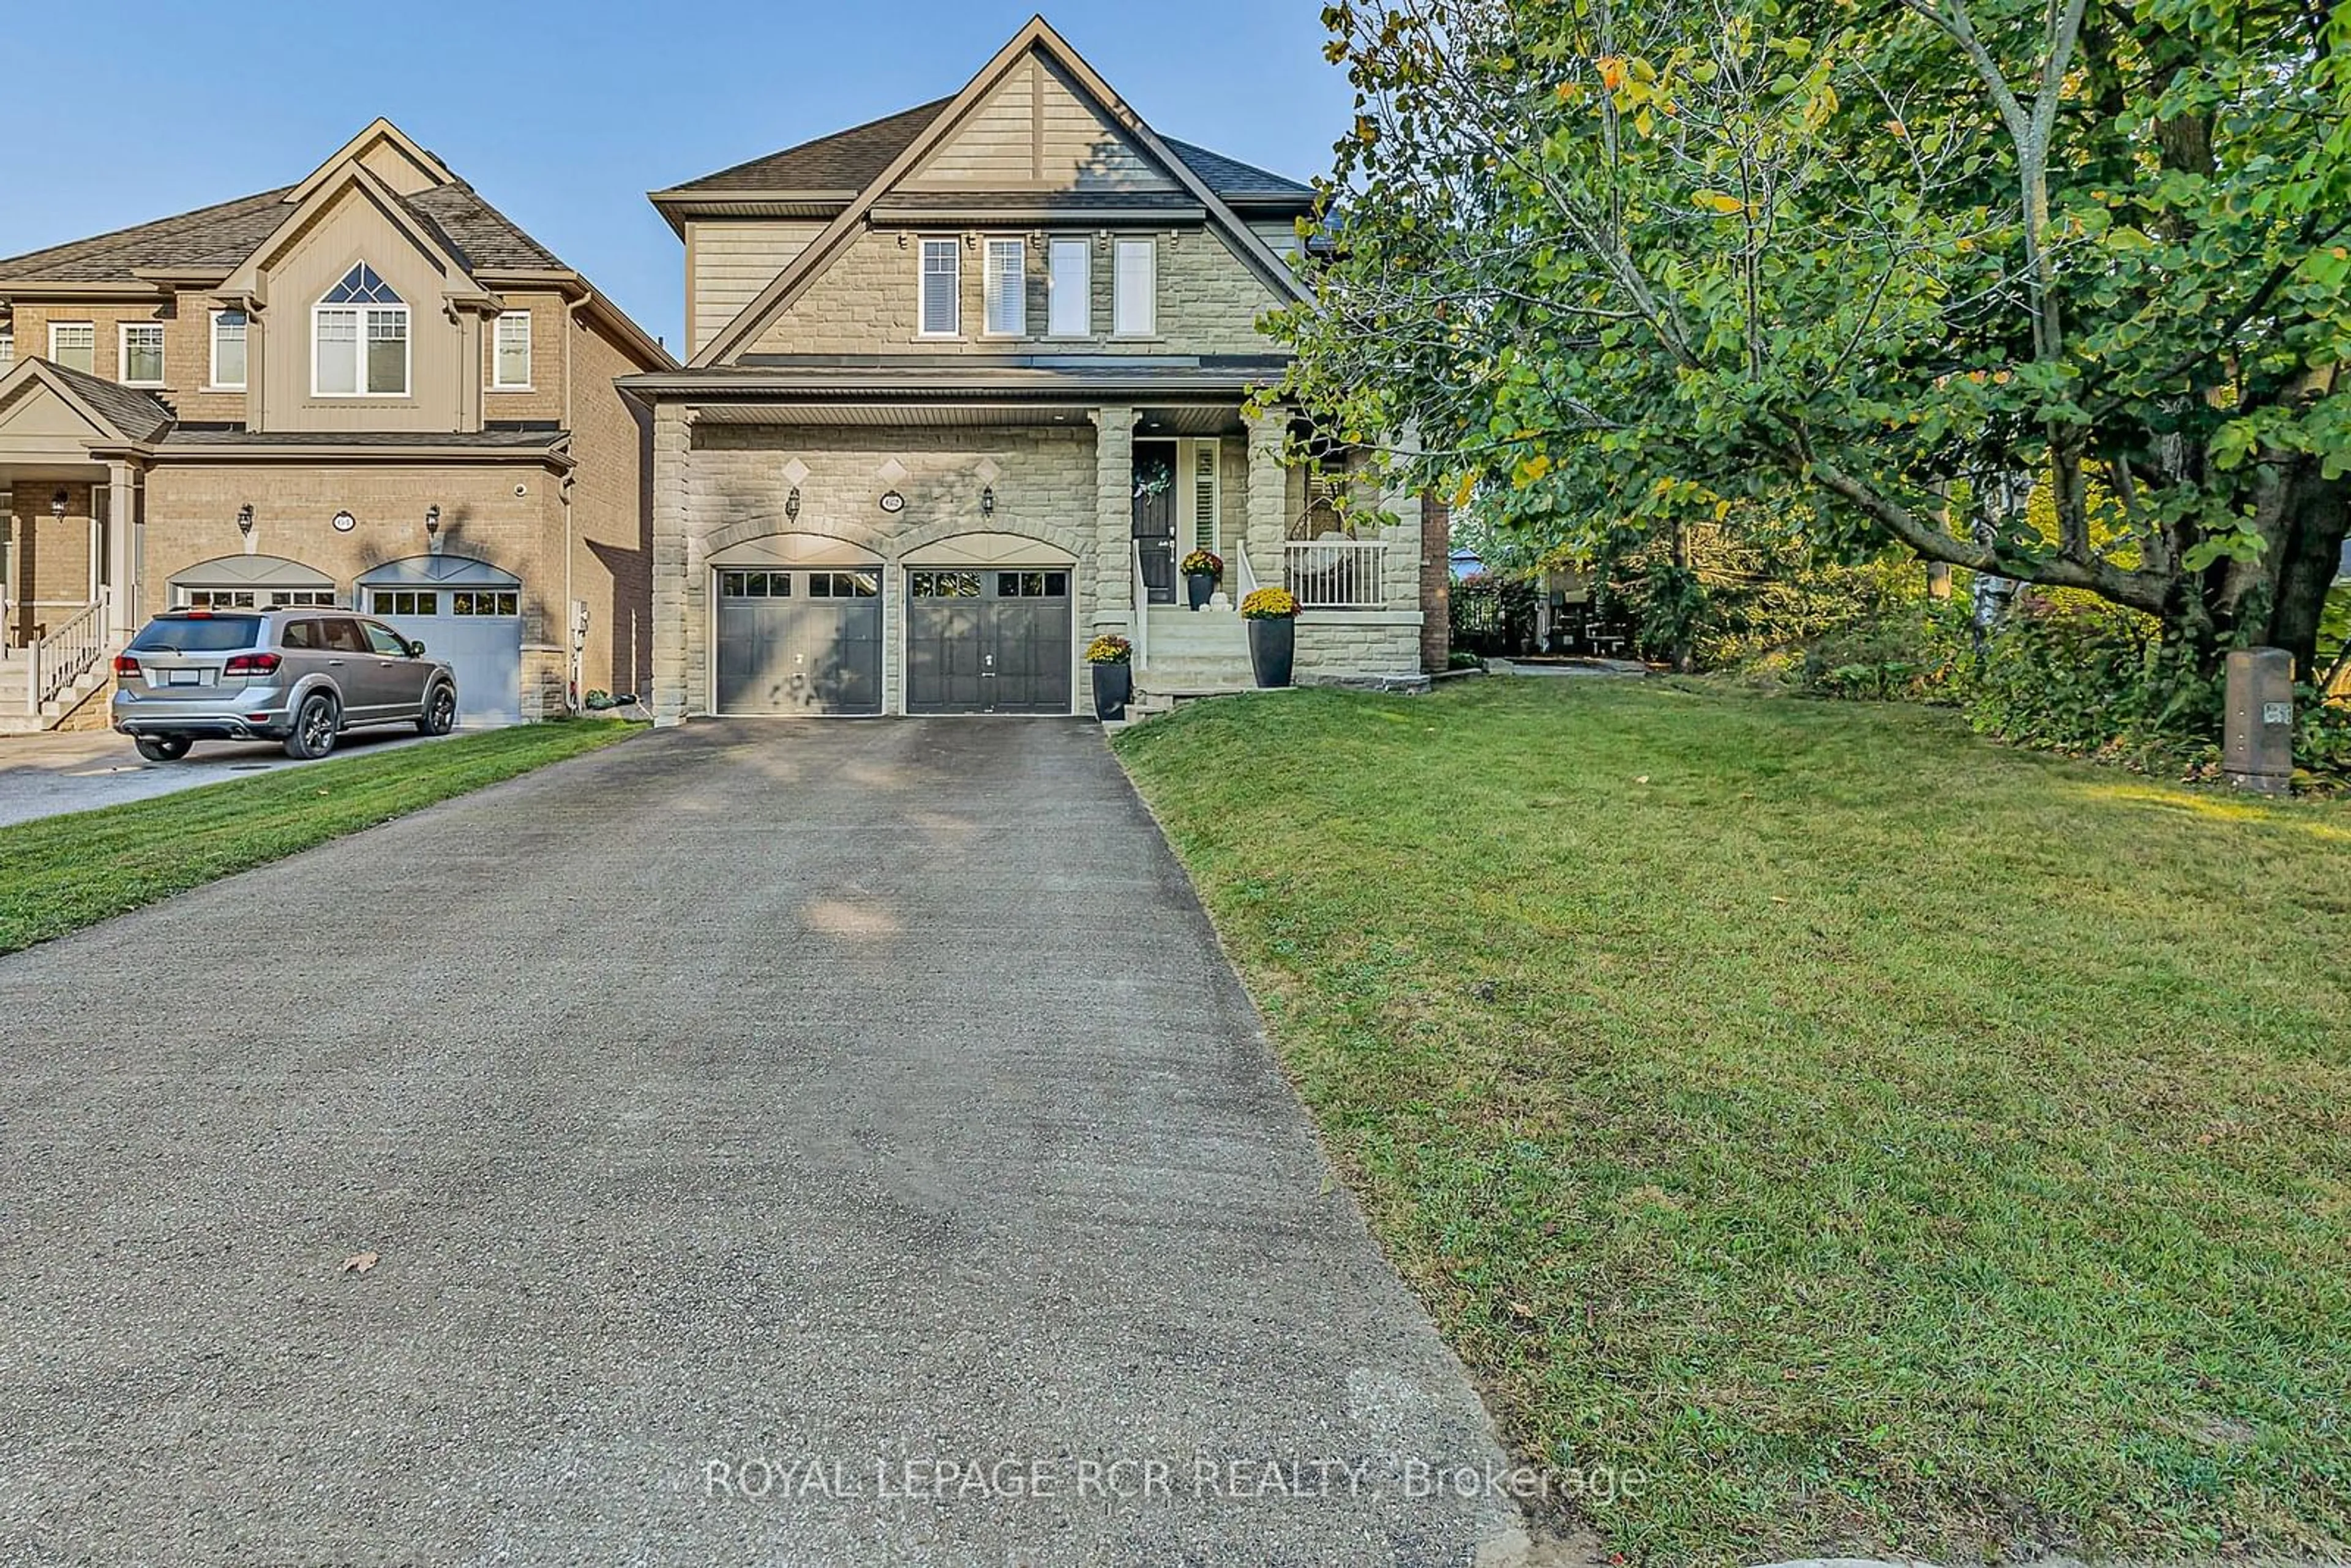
[
  {"left": 112, "top": 654, "right": 141, "bottom": 677},
  {"left": 222, "top": 651, "right": 283, "bottom": 677}
]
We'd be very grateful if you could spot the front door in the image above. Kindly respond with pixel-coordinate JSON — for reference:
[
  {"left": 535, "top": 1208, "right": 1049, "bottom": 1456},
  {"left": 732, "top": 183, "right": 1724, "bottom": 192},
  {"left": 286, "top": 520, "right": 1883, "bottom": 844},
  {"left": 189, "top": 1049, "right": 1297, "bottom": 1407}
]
[{"left": 1132, "top": 441, "right": 1177, "bottom": 606}]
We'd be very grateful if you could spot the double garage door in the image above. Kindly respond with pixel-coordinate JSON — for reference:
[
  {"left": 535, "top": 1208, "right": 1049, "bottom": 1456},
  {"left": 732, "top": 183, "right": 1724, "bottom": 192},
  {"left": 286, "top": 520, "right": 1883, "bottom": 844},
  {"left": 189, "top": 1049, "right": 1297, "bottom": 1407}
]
[{"left": 712, "top": 565, "right": 1071, "bottom": 716}]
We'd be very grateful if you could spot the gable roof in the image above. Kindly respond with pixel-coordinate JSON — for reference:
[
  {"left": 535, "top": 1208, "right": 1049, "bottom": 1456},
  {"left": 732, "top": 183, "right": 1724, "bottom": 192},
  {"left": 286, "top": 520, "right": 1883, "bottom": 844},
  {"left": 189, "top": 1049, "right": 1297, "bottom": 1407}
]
[
  {"left": 1159, "top": 138, "right": 1316, "bottom": 203},
  {"left": 689, "top": 15, "right": 1313, "bottom": 369},
  {"left": 0, "top": 187, "right": 295, "bottom": 283},
  {"left": 651, "top": 69, "right": 1319, "bottom": 225},
  {"left": 0, "top": 176, "right": 564, "bottom": 287},
  {"left": 0, "top": 357, "right": 175, "bottom": 445},
  {"left": 658, "top": 98, "right": 959, "bottom": 200}
]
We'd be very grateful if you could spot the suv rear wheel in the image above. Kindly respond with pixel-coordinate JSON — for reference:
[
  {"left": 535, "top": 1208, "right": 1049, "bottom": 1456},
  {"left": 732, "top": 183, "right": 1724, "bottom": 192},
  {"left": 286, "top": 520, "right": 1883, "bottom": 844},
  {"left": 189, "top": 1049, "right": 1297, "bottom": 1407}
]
[
  {"left": 133, "top": 736, "right": 191, "bottom": 762},
  {"left": 416, "top": 683, "right": 457, "bottom": 736},
  {"left": 285, "top": 692, "right": 340, "bottom": 760}
]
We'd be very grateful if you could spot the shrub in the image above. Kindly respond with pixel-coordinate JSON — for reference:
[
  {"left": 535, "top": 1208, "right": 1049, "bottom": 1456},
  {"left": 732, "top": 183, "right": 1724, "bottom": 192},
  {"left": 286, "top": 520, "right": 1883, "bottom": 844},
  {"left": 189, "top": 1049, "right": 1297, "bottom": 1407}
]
[
  {"left": 1796, "top": 595, "right": 1972, "bottom": 702},
  {"left": 1960, "top": 596, "right": 2221, "bottom": 766}
]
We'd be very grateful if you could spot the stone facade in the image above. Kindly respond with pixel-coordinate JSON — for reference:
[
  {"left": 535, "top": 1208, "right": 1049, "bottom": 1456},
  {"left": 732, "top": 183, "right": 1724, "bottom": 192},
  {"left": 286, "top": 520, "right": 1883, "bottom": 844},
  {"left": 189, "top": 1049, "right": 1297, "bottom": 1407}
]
[
  {"left": 750, "top": 228, "right": 1280, "bottom": 359},
  {"left": 1419, "top": 493, "right": 1452, "bottom": 672}
]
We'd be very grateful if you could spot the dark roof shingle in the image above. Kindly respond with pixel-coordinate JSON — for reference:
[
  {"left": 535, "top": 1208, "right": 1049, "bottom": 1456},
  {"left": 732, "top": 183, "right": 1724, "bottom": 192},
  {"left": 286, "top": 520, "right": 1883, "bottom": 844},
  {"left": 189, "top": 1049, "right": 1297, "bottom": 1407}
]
[
  {"left": 659, "top": 101, "right": 1314, "bottom": 206},
  {"left": 0, "top": 187, "right": 293, "bottom": 282},
  {"left": 0, "top": 177, "right": 568, "bottom": 286},
  {"left": 662, "top": 99, "right": 958, "bottom": 195},
  {"left": 1160, "top": 139, "right": 1316, "bottom": 201},
  {"left": 39, "top": 359, "right": 175, "bottom": 441},
  {"left": 402, "top": 182, "right": 563, "bottom": 271}
]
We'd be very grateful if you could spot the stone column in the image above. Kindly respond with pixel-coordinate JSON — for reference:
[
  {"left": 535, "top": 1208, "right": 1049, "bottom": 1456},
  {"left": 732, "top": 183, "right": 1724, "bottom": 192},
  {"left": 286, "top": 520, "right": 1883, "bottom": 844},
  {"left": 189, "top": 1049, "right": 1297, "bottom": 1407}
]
[
  {"left": 104, "top": 460, "right": 139, "bottom": 639},
  {"left": 650, "top": 402, "right": 692, "bottom": 727},
  {"left": 1244, "top": 411, "right": 1288, "bottom": 601},
  {"left": 1089, "top": 406, "right": 1136, "bottom": 634}
]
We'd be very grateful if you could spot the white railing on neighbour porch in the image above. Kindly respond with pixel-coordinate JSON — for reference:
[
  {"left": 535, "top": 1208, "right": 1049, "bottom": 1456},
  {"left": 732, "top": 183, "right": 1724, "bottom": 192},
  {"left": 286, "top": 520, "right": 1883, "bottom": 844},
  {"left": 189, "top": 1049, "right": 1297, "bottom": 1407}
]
[
  {"left": 29, "top": 590, "right": 109, "bottom": 714},
  {"left": 1284, "top": 539, "right": 1388, "bottom": 610},
  {"left": 1131, "top": 544, "right": 1150, "bottom": 670}
]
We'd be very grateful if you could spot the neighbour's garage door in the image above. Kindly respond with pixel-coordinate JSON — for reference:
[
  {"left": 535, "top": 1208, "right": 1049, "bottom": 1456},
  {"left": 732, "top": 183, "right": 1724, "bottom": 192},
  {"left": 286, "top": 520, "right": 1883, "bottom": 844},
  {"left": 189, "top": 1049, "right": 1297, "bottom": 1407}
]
[
  {"left": 905, "top": 568, "right": 1072, "bottom": 715},
  {"left": 714, "top": 568, "right": 883, "bottom": 715},
  {"left": 363, "top": 584, "right": 524, "bottom": 727}
]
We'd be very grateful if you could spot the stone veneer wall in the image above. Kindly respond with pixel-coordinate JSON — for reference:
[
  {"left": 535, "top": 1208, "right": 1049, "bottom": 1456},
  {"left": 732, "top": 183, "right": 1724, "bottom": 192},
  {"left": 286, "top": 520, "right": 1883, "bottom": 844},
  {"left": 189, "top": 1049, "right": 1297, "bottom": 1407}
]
[
  {"left": 749, "top": 229, "right": 1281, "bottom": 359},
  {"left": 667, "top": 422, "right": 1100, "bottom": 718}
]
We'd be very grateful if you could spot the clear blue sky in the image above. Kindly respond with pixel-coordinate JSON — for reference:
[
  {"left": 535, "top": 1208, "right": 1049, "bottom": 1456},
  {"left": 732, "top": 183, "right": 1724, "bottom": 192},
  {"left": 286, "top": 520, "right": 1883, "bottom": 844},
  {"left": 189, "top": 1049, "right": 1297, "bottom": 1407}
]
[{"left": 0, "top": 2, "right": 1351, "bottom": 354}]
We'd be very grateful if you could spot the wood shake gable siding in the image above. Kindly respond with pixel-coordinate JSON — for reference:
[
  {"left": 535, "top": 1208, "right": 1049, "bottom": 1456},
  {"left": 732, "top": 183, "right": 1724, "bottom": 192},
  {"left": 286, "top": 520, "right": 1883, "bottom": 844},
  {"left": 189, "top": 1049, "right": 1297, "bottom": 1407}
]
[
  {"left": 688, "top": 220, "right": 827, "bottom": 357},
  {"left": 899, "top": 56, "right": 1176, "bottom": 192}
]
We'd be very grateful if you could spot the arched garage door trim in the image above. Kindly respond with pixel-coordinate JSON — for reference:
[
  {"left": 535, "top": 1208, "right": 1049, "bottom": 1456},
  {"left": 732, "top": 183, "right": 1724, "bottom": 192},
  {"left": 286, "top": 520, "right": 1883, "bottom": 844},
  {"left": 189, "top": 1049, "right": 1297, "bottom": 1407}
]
[
  {"left": 356, "top": 554, "right": 524, "bottom": 727},
  {"left": 168, "top": 554, "right": 337, "bottom": 607}
]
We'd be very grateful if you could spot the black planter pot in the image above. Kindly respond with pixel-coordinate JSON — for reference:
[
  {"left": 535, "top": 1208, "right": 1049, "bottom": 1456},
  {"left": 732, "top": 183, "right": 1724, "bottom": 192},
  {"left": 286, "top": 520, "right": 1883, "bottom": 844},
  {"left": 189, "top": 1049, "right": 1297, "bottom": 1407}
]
[
  {"left": 1091, "top": 660, "right": 1133, "bottom": 720},
  {"left": 1185, "top": 571, "right": 1218, "bottom": 610},
  {"left": 1247, "top": 617, "right": 1296, "bottom": 688}
]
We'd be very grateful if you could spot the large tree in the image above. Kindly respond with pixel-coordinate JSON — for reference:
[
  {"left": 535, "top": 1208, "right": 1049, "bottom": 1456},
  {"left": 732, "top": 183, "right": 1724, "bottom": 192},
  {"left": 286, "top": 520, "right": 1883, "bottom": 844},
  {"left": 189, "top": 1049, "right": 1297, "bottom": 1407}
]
[{"left": 1272, "top": 0, "right": 2351, "bottom": 673}]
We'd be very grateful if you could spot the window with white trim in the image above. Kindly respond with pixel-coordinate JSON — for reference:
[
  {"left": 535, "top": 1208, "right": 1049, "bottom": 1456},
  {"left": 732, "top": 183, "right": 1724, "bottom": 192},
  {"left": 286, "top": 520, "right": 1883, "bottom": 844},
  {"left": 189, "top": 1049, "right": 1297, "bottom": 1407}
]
[
  {"left": 1188, "top": 440, "right": 1221, "bottom": 552},
  {"left": 120, "top": 323, "right": 165, "bottom": 386},
  {"left": 1114, "top": 238, "right": 1155, "bottom": 337},
  {"left": 493, "top": 310, "right": 532, "bottom": 390},
  {"left": 919, "top": 238, "right": 960, "bottom": 337},
  {"left": 211, "top": 310, "right": 247, "bottom": 389},
  {"left": 313, "top": 263, "right": 409, "bottom": 397},
  {"left": 983, "top": 239, "right": 1025, "bottom": 337},
  {"left": 50, "top": 321, "right": 96, "bottom": 375},
  {"left": 1048, "top": 238, "right": 1090, "bottom": 337},
  {"left": 0, "top": 327, "right": 13, "bottom": 367}
]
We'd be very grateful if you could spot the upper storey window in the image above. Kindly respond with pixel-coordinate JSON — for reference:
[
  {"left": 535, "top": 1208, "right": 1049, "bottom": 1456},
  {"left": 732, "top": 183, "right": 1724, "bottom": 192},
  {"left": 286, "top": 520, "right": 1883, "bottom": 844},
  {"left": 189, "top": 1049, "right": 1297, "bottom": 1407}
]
[
  {"left": 919, "top": 239, "right": 960, "bottom": 337},
  {"left": 314, "top": 263, "right": 410, "bottom": 397},
  {"left": 983, "top": 239, "right": 1026, "bottom": 337},
  {"left": 211, "top": 310, "right": 247, "bottom": 389},
  {"left": 492, "top": 311, "right": 533, "bottom": 390},
  {"left": 1114, "top": 238, "right": 1156, "bottom": 337},
  {"left": 50, "top": 321, "right": 96, "bottom": 375}
]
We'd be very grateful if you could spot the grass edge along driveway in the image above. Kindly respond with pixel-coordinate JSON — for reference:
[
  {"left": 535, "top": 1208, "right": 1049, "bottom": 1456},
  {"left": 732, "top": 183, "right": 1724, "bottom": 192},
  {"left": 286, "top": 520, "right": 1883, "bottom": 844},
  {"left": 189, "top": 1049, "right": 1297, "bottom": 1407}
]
[
  {"left": 0, "top": 721, "right": 639, "bottom": 955},
  {"left": 1114, "top": 679, "right": 2350, "bottom": 1568}
]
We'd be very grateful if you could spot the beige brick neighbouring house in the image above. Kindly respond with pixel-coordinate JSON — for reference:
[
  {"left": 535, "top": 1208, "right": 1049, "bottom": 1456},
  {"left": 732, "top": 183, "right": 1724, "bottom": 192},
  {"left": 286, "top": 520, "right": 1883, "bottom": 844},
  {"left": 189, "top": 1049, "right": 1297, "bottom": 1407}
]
[
  {"left": 0, "top": 120, "right": 672, "bottom": 730},
  {"left": 624, "top": 15, "right": 1440, "bottom": 722}
]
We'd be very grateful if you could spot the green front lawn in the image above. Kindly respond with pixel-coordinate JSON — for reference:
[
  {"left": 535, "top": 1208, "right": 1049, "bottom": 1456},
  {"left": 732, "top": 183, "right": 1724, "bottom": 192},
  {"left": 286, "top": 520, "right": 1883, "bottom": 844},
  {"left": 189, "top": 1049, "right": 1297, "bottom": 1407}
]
[
  {"left": 1115, "top": 680, "right": 2351, "bottom": 1567},
  {"left": 0, "top": 722, "right": 639, "bottom": 955}
]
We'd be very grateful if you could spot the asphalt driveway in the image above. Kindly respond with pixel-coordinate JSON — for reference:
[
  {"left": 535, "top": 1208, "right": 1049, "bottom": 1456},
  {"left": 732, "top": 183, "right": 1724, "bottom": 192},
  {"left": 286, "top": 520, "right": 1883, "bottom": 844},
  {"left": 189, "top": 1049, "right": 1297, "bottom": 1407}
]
[
  {"left": 0, "top": 726, "right": 446, "bottom": 828},
  {"left": 0, "top": 719, "right": 1542, "bottom": 1567}
]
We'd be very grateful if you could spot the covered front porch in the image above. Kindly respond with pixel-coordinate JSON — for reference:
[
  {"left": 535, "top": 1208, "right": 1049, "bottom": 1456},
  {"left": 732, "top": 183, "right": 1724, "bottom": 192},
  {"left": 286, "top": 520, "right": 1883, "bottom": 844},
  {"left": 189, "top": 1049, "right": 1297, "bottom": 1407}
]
[
  {"left": 0, "top": 359, "right": 163, "bottom": 729},
  {"left": 1111, "top": 405, "right": 1423, "bottom": 697}
]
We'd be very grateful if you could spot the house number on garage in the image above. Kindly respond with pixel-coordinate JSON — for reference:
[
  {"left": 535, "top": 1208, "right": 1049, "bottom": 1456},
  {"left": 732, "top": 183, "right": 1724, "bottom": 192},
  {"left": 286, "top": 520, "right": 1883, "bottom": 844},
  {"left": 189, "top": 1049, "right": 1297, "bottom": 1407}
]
[{"left": 879, "top": 490, "right": 906, "bottom": 514}]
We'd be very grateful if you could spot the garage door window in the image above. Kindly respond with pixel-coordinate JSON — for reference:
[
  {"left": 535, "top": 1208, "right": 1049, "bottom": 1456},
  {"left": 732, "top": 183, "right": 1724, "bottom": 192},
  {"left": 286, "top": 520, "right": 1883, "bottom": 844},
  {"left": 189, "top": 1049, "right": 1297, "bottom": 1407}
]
[
  {"left": 720, "top": 571, "right": 791, "bottom": 598},
  {"left": 453, "top": 591, "right": 520, "bottom": 616},
  {"left": 371, "top": 590, "right": 439, "bottom": 616},
  {"left": 809, "top": 571, "right": 879, "bottom": 599},
  {"left": 997, "top": 571, "right": 1068, "bottom": 598},
  {"left": 910, "top": 571, "right": 981, "bottom": 598},
  {"left": 182, "top": 587, "right": 340, "bottom": 609}
]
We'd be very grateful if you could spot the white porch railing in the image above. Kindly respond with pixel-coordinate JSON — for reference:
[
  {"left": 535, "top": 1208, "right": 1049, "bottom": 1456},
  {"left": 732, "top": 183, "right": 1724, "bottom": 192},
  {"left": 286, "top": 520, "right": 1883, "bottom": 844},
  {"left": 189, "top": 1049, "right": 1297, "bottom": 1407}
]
[
  {"left": 1284, "top": 539, "right": 1389, "bottom": 610},
  {"left": 29, "top": 589, "right": 109, "bottom": 714},
  {"left": 1232, "top": 539, "right": 1261, "bottom": 600},
  {"left": 1131, "top": 544, "right": 1150, "bottom": 670}
]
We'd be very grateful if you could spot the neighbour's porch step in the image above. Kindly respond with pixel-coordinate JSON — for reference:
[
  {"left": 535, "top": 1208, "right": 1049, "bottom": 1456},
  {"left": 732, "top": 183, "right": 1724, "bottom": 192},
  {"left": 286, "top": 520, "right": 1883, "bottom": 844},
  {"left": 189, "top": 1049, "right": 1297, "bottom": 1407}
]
[{"left": 0, "top": 655, "right": 114, "bottom": 733}]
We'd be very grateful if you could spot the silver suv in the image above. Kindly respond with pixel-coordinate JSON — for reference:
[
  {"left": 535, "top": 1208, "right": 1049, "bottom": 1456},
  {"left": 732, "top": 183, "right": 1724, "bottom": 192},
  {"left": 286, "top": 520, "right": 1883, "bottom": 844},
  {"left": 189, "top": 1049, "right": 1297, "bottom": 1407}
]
[{"left": 111, "top": 607, "right": 459, "bottom": 761}]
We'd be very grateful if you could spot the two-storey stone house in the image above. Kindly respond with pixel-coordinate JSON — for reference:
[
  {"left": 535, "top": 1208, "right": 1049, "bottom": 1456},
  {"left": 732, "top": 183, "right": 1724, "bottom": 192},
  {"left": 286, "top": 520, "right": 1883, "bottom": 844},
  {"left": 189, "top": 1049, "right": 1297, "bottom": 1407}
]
[
  {"left": 0, "top": 120, "right": 672, "bottom": 729},
  {"left": 624, "top": 15, "right": 1441, "bottom": 721}
]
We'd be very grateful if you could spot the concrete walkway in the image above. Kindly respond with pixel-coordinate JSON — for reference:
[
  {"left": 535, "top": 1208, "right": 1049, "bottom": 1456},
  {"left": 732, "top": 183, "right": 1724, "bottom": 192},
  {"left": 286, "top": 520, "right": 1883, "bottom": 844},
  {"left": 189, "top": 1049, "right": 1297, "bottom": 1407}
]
[
  {"left": 0, "top": 726, "right": 446, "bottom": 828},
  {"left": 0, "top": 719, "right": 1538, "bottom": 1566}
]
